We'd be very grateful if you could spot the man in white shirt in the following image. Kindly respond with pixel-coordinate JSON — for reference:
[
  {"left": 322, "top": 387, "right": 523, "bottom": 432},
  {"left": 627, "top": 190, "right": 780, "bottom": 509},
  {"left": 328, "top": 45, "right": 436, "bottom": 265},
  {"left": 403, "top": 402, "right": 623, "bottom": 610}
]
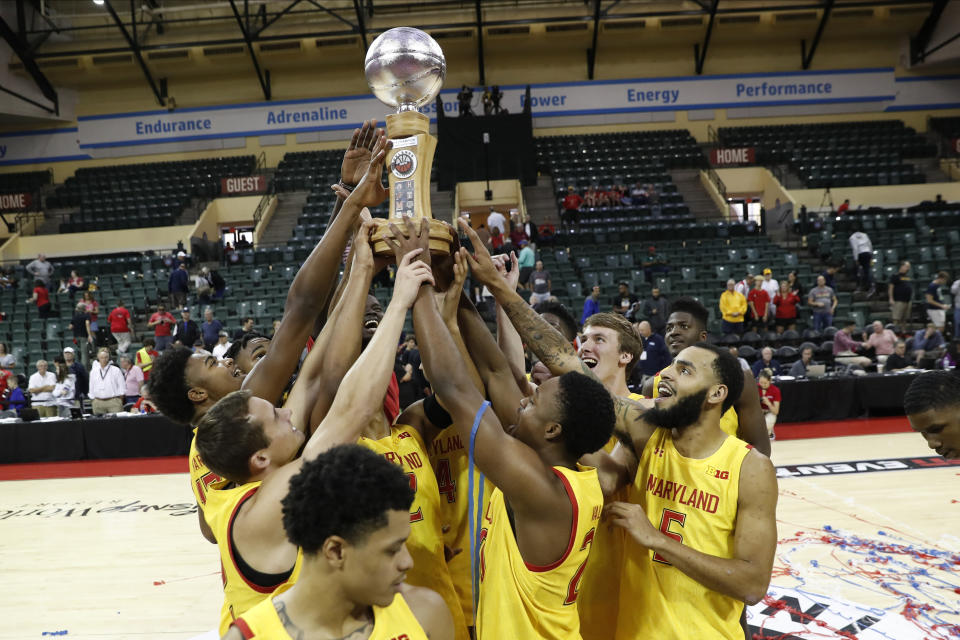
[
  {"left": 486, "top": 209, "right": 506, "bottom": 236},
  {"left": 849, "top": 229, "right": 874, "bottom": 293},
  {"left": 735, "top": 268, "right": 754, "bottom": 298},
  {"left": 761, "top": 268, "right": 779, "bottom": 318},
  {"left": 211, "top": 331, "right": 232, "bottom": 360},
  {"left": 89, "top": 348, "right": 126, "bottom": 415},
  {"left": 27, "top": 359, "right": 58, "bottom": 417}
]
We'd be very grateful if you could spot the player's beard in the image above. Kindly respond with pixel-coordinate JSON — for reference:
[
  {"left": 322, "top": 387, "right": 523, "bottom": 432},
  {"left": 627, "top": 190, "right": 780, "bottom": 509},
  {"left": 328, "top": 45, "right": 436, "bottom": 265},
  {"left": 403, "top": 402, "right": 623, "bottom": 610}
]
[{"left": 643, "top": 388, "right": 708, "bottom": 431}]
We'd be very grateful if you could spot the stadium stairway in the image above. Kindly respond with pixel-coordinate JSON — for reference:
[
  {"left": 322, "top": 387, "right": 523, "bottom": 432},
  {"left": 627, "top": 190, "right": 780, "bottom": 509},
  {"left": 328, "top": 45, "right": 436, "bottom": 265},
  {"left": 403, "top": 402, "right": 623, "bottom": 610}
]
[
  {"left": 909, "top": 156, "right": 952, "bottom": 184},
  {"left": 258, "top": 190, "right": 310, "bottom": 246},
  {"left": 669, "top": 169, "right": 722, "bottom": 220},
  {"left": 522, "top": 176, "right": 561, "bottom": 227}
]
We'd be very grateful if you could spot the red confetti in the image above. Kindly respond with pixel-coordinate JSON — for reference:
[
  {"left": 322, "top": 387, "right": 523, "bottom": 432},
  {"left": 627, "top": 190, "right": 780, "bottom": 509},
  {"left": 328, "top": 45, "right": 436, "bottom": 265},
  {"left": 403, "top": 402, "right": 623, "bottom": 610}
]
[{"left": 152, "top": 580, "right": 165, "bottom": 586}]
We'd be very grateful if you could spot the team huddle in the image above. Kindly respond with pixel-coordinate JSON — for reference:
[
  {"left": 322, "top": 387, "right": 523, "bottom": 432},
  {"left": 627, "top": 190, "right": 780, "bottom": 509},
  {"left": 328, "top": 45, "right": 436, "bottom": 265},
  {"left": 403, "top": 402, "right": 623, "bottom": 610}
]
[{"left": 147, "top": 120, "right": 804, "bottom": 640}]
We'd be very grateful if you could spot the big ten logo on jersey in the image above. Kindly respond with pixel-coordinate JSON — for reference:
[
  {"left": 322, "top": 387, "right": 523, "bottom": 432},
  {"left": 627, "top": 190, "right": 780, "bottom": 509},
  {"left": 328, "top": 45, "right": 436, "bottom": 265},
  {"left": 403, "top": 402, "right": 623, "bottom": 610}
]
[{"left": 705, "top": 465, "right": 729, "bottom": 480}]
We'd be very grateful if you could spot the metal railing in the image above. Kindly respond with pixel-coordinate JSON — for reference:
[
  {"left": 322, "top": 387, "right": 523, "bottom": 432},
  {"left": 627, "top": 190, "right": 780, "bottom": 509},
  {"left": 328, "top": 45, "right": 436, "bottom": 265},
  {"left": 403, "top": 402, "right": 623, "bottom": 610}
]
[
  {"left": 254, "top": 151, "right": 267, "bottom": 173},
  {"left": 252, "top": 184, "right": 277, "bottom": 233},
  {"left": 705, "top": 165, "right": 727, "bottom": 200}
]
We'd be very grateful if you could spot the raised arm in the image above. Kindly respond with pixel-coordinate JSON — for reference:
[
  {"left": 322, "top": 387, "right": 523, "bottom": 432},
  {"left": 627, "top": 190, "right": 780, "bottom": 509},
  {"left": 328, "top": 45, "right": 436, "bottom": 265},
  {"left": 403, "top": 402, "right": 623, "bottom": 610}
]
[
  {"left": 735, "top": 368, "right": 771, "bottom": 456},
  {"left": 493, "top": 251, "right": 531, "bottom": 394},
  {"left": 607, "top": 449, "right": 777, "bottom": 604},
  {"left": 242, "top": 124, "right": 386, "bottom": 403}
]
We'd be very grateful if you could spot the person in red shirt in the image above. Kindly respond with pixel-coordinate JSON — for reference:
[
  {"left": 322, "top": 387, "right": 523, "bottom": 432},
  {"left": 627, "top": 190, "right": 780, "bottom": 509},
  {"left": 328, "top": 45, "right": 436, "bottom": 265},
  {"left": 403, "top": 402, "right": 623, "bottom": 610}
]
[
  {"left": 0, "top": 367, "right": 11, "bottom": 409},
  {"left": 837, "top": 199, "right": 850, "bottom": 215},
  {"left": 108, "top": 299, "right": 134, "bottom": 355},
  {"left": 81, "top": 291, "right": 100, "bottom": 332},
  {"left": 757, "top": 369, "right": 781, "bottom": 439},
  {"left": 147, "top": 303, "right": 176, "bottom": 352},
  {"left": 747, "top": 275, "right": 771, "bottom": 332},
  {"left": 772, "top": 280, "right": 800, "bottom": 333},
  {"left": 26, "top": 280, "right": 52, "bottom": 319},
  {"left": 560, "top": 186, "right": 583, "bottom": 231}
]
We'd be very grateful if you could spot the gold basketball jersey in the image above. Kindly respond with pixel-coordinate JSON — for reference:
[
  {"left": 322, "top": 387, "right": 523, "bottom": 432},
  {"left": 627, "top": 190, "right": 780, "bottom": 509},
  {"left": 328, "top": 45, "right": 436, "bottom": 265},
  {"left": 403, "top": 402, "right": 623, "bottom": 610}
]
[
  {"left": 615, "top": 428, "right": 751, "bottom": 640},
  {"left": 359, "top": 425, "right": 469, "bottom": 640},
  {"left": 207, "top": 482, "right": 303, "bottom": 634},
  {"left": 188, "top": 430, "right": 229, "bottom": 523},
  {"left": 427, "top": 424, "right": 493, "bottom": 625},
  {"left": 654, "top": 370, "right": 739, "bottom": 436},
  {"left": 578, "top": 392, "right": 642, "bottom": 640},
  {"left": 232, "top": 591, "right": 429, "bottom": 640},
  {"left": 476, "top": 465, "right": 603, "bottom": 640}
]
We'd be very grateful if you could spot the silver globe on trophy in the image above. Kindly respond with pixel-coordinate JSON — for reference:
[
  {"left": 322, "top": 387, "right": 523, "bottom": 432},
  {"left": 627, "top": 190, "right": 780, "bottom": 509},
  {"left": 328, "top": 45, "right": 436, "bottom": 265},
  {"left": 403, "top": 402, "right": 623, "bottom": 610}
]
[{"left": 364, "top": 27, "right": 454, "bottom": 255}]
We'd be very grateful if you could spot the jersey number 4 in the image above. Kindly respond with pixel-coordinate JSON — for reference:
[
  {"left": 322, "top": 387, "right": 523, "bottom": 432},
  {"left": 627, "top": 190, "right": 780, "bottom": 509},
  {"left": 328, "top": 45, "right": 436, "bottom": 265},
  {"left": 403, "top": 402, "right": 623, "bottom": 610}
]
[
  {"left": 653, "top": 509, "right": 686, "bottom": 565},
  {"left": 563, "top": 528, "right": 596, "bottom": 605},
  {"left": 435, "top": 458, "right": 456, "bottom": 503}
]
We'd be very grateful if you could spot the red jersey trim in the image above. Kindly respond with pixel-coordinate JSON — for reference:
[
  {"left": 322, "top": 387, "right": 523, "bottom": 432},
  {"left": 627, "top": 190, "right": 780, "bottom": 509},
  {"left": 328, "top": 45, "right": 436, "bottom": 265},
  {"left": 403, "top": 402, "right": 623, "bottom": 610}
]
[
  {"left": 233, "top": 617, "right": 255, "bottom": 639},
  {"left": 226, "top": 486, "right": 279, "bottom": 595},
  {"left": 524, "top": 468, "right": 579, "bottom": 572}
]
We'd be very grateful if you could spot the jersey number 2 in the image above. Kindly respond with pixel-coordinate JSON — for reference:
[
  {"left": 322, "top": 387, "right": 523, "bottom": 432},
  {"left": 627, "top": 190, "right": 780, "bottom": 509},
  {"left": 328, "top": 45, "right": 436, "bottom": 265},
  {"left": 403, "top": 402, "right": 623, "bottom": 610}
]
[
  {"left": 653, "top": 509, "right": 686, "bottom": 565},
  {"left": 563, "top": 528, "right": 596, "bottom": 605}
]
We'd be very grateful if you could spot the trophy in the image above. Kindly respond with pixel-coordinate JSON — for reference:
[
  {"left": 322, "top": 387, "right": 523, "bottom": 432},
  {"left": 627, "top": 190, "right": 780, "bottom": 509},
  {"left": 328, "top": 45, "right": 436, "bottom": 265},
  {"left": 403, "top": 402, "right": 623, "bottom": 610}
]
[{"left": 364, "top": 27, "right": 454, "bottom": 255}]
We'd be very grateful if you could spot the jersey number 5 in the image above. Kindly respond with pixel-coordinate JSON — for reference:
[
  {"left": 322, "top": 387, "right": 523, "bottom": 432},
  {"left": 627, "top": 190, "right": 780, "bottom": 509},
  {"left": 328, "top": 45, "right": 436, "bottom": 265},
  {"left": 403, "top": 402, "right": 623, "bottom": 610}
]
[
  {"left": 653, "top": 509, "right": 686, "bottom": 565},
  {"left": 194, "top": 471, "right": 222, "bottom": 506},
  {"left": 563, "top": 528, "right": 596, "bottom": 605}
]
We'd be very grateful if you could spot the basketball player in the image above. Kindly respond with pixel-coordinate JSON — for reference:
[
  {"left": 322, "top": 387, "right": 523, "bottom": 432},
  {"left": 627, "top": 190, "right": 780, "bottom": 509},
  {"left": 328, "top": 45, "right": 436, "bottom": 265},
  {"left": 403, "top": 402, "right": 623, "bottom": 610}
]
[
  {"left": 223, "top": 445, "right": 453, "bottom": 640},
  {"left": 194, "top": 246, "right": 433, "bottom": 633},
  {"left": 641, "top": 297, "right": 770, "bottom": 455},
  {"left": 904, "top": 370, "right": 960, "bottom": 459},
  {"left": 605, "top": 342, "right": 778, "bottom": 639},
  {"left": 411, "top": 243, "right": 616, "bottom": 638}
]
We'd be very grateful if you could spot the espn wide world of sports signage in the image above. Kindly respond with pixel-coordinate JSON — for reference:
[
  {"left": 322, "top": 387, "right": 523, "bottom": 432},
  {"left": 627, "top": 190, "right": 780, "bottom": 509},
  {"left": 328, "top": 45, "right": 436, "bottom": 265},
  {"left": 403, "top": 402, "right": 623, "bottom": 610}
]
[{"left": 2, "top": 68, "right": 959, "bottom": 164}]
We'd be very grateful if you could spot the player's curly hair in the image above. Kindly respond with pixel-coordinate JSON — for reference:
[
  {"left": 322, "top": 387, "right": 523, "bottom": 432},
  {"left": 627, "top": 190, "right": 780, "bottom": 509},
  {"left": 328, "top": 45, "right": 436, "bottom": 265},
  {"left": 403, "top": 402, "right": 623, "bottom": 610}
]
[
  {"left": 146, "top": 346, "right": 196, "bottom": 424},
  {"left": 668, "top": 297, "right": 709, "bottom": 331},
  {"left": 282, "top": 445, "right": 414, "bottom": 554},
  {"left": 534, "top": 301, "right": 579, "bottom": 342},
  {"left": 224, "top": 331, "right": 266, "bottom": 362},
  {"left": 556, "top": 371, "right": 615, "bottom": 458},
  {"left": 583, "top": 311, "right": 643, "bottom": 378},
  {"left": 194, "top": 389, "right": 268, "bottom": 483},
  {"left": 693, "top": 342, "right": 744, "bottom": 413},
  {"left": 904, "top": 370, "right": 960, "bottom": 416}
]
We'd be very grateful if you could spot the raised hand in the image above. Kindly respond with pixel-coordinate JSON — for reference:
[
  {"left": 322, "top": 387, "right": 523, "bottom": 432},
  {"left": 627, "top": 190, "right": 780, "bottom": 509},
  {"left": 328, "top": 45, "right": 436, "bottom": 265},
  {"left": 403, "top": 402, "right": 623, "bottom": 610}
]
[
  {"left": 385, "top": 216, "right": 431, "bottom": 266},
  {"left": 351, "top": 219, "right": 376, "bottom": 273},
  {"left": 456, "top": 217, "right": 501, "bottom": 288},
  {"left": 492, "top": 250, "right": 520, "bottom": 291},
  {"left": 339, "top": 132, "right": 390, "bottom": 210},
  {"left": 340, "top": 120, "right": 380, "bottom": 187},
  {"left": 392, "top": 248, "right": 435, "bottom": 309},
  {"left": 440, "top": 249, "right": 469, "bottom": 323}
]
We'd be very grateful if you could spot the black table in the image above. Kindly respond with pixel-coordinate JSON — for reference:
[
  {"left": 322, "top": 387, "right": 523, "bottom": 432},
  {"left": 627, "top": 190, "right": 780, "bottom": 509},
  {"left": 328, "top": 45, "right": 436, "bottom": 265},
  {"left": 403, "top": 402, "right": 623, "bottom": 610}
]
[
  {"left": 777, "top": 372, "right": 919, "bottom": 423},
  {"left": 0, "top": 414, "right": 192, "bottom": 464}
]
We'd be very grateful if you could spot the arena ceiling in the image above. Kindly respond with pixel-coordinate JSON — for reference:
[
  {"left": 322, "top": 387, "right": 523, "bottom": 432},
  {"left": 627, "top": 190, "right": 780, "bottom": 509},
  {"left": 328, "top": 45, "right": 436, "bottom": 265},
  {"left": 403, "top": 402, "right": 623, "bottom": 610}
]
[{"left": 0, "top": 0, "right": 954, "bottom": 115}]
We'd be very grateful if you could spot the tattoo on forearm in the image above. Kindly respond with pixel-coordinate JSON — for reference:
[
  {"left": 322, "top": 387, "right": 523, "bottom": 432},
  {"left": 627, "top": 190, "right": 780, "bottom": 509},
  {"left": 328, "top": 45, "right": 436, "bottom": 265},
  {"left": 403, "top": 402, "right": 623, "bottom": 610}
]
[
  {"left": 274, "top": 600, "right": 374, "bottom": 640},
  {"left": 500, "top": 299, "right": 579, "bottom": 368}
]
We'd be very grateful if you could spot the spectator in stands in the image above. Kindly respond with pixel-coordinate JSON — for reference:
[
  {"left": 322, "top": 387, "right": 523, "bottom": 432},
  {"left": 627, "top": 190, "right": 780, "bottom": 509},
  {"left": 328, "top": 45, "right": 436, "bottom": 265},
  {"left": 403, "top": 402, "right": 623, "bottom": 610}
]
[
  {"left": 952, "top": 276, "right": 960, "bottom": 338},
  {"left": 761, "top": 268, "right": 779, "bottom": 314},
  {"left": 751, "top": 347, "right": 781, "bottom": 378},
  {"left": 583, "top": 185, "right": 599, "bottom": 208},
  {"left": 720, "top": 279, "right": 747, "bottom": 335},
  {"left": 0, "top": 366, "right": 11, "bottom": 410},
  {"left": 634, "top": 320, "right": 671, "bottom": 378},
  {"left": 68, "top": 304, "right": 93, "bottom": 365},
  {"left": 912, "top": 322, "right": 945, "bottom": 367},
  {"left": 735, "top": 268, "right": 754, "bottom": 298},
  {"left": 168, "top": 262, "right": 189, "bottom": 309},
  {"left": 89, "top": 348, "right": 125, "bottom": 415},
  {"left": 641, "top": 246, "right": 669, "bottom": 283},
  {"left": 148, "top": 303, "right": 176, "bottom": 352},
  {"left": 475, "top": 224, "right": 492, "bottom": 252},
  {"left": 108, "top": 299, "right": 134, "bottom": 356},
  {"left": 611, "top": 281, "right": 638, "bottom": 316},
  {"left": 0, "top": 268, "right": 15, "bottom": 290},
  {"left": 52, "top": 361, "right": 75, "bottom": 419},
  {"left": 528, "top": 260, "right": 552, "bottom": 305},
  {"left": 607, "top": 184, "right": 623, "bottom": 207},
  {"left": 200, "top": 307, "right": 223, "bottom": 352},
  {"left": 646, "top": 183, "right": 659, "bottom": 210},
  {"left": 27, "top": 359, "right": 57, "bottom": 417},
  {"left": 81, "top": 291, "right": 99, "bottom": 332},
  {"left": 925, "top": 271, "right": 950, "bottom": 331},
  {"left": 863, "top": 320, "right": 897, "bottom": 364},
  {"left": 5, "top": 376, "right": 26, "bottom": 414},
  {"left": 582, "top": 285, "right": 601, "bottom": 326},
  {"left": 25, "top": 254, "right": 54, "bottom": 287},
  {"left": 194, "top": 267, "right": 213, "bottom": 305},
  {"left": 849, "top": 228, "right": 874, "bottom": 293},
  {"left": 789, "top": 346, "right": 815, "bottom": 377},
  {"left": 233, "top": 316, "right": 255, "bottom": 340},
  {"left": 939, "top": 340, "right": 959, "bottom": 370},
  {"left": 0, "top": 342, "right": 15, "bottom": 368},
  {"left": 66, "top": 270, "right": 84, "bottom": 300},
  {"left": 837, "top": 199, "right": 850, "bottom": 215},
  {"left": 747, "top": 275, "right": 771, "bottom": 332},
  {"left": 120, "top": 356, "right": 144, "bottom": 406},
  {"left": 728, "top": 346, "right": 750, "bottom": 371},
  {"left": 786, "top": 270, "right": 804, "bottom": 299},
  {"left": 209, "top": 267, "right": 227, "bottom": 301},
  {"left": 173, "top": 307, "right": 201, "bottom": 349},
  {"left": 834, "top": 321, "right": 872, "bottom": 369},
  {"left": 509, "top": 213, "right": 529, "bottom": 248},
  {"left": 489, "top": 227, "right": 504, "bottom": 253},
  {"left": 888, "top": 261, "right": 913, "bottom": 328},
  {"left": 517, "top": 241, "right": 535, "bottom": 289},
  {"left": 808, "top": 275, "right": 838, "bottom": 332},
  {"left": 212, "top": 331, "right": 232, "bottom": 360},
  {"left": 773, "top": 280, "right": 800, "bottom": 333},
  {"left": 26, "top": 279, "right": 52, "bottom": 319},
  {"left": 757, "top": 369, "right": 781, "bottom": 439},
  {"left": 629, "top": 181, "right": 647, "bottom": 205},
  {"left": 885, "top": 341, "right": 910, "bottom": 371},
  {"left": 820, "top": 264, "right": 839, "bottom": 291},
  {"left": 640, "top": 286, "right": 669, "bottom": 334},
  {"left": 136, "top": 337, "right": 159, "bottom": 381},
  {"left": 486, "top": 208, "right": 506, "bottom": 237},
  {"left": 131, "top": 384, "right": 157, "bottom": 414}
]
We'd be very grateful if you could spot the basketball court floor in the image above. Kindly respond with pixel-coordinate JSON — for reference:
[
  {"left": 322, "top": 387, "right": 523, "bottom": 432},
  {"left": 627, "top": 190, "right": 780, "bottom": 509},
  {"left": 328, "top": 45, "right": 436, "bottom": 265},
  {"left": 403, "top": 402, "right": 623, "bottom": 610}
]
[{"left": 0, "top": 421, "right": 957, "bottom": 639}]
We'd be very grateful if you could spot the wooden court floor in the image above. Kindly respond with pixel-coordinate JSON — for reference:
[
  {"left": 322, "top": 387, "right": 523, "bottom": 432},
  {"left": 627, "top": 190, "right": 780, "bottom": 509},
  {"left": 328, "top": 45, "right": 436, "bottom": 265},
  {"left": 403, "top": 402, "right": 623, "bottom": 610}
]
[{"left": 0, "top": 430, "right": 957, "bottom": 639}]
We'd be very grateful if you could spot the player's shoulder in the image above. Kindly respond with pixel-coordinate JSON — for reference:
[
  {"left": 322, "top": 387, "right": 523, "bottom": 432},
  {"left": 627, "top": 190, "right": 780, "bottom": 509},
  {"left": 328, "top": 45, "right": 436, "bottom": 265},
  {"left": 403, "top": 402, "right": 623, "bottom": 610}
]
[
  {"left": 398, "top": 583, "right": 453, "bottom": 636},
  {"left": 739, "top": 448, "right": 776, "bottom": 489}
]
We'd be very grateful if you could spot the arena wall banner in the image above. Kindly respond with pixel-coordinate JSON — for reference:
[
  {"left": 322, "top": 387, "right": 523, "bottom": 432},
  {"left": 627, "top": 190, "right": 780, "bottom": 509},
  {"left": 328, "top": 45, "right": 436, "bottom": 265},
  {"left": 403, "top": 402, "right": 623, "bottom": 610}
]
[
  {"left": 709, "top": 147, "right": 756, "bottom": 166},
  {"left": 0, "top": 192, "right": 33, "bottom": 212},
  {"left": 0, "top": 127, "right": 89, "bottom": 166},
  {"left": 220, "top": 175, "right": 267, "bottom": 195}
]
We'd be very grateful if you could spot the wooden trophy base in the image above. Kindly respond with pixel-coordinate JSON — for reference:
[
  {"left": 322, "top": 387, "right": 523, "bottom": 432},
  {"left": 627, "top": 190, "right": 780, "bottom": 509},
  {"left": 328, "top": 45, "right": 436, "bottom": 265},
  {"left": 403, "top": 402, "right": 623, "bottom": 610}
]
[{"left": 371, "top": 217, "right": 454, "bottom": 257}]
